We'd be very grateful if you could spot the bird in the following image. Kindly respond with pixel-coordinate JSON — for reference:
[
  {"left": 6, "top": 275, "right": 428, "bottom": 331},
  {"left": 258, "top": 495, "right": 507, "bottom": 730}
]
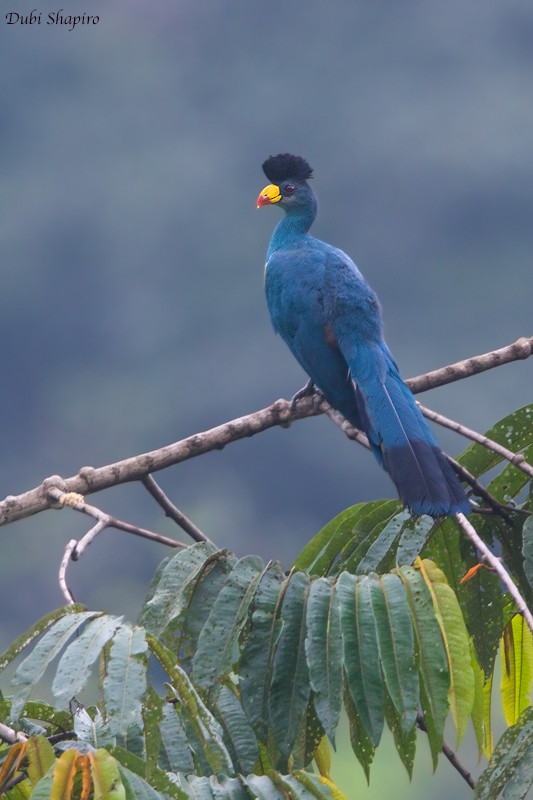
[{"left": 257, "top": 153, "right": 470, "bottom": 517}]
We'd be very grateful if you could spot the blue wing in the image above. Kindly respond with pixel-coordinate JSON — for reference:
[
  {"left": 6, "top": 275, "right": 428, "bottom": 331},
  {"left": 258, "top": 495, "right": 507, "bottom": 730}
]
[
  {"left": 265, "top": 242, "right": 363, "bottom": 429},
  {"left": 266, "top": 239, "right": 469, "bottom": 516},
  {"left": 322, "top": 249, "right": 469, "bottom": 516}
]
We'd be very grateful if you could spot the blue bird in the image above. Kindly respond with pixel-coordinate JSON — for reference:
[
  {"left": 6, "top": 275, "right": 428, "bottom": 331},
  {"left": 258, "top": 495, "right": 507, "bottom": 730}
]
[{"left": 257, "top": 153, "right": 470, "bottom": 517}]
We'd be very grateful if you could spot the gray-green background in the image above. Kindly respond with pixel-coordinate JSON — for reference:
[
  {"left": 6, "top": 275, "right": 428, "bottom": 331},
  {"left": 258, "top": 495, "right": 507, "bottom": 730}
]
[{"left": 1, "top": 2, "right": 532, "bottom": 797}]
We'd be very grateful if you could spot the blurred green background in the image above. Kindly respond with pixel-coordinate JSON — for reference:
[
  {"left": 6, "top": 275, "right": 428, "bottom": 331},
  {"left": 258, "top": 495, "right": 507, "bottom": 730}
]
[{"left": 1, "top": 1, "right": 532, "bottom": 797}]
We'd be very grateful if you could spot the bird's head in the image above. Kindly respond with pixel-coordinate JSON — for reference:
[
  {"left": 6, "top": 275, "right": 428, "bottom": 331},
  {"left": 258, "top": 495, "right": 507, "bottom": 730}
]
[{"left": 257, "top": 153, "right": 315, "bottom": 213}]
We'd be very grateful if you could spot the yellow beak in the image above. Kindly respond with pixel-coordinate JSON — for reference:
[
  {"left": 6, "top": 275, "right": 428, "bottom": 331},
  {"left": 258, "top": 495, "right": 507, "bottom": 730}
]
[{"left": 257, "top": 183, "right": 282, "bottom": 207}]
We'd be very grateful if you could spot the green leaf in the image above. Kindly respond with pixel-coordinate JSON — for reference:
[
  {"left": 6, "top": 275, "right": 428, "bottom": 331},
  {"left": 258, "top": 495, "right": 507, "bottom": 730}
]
[
  {"left": 424, "top": 517, "right": 505, "bottom": 677},
  {"left": 475, "top": 706, "right": 533, "bottom": 800},
  {"left": 138, "top": 542, "right": 220, "bottom": 637},
  {"left": 147, "top": 637, "right": 233, "bottom": 776},
  {"left": 141, "top": 686, "right": 163, "bottom": 779},
  {"left": 91, "top": 748, "right": 126, "bottom": 800},
  {"left": 293, "top": 769, "right": 348, "bottom": 800},
  {"left": 25, "top": 736, "right": 56, "bottom": 786},
  {"left": 354, "top": 510, "right": 411, "bottom": 574},
  {"left": 214, "top": 685, "right": 259, "bottom": 775},
  {"left": 384, "top": 693, "right": 416, "bottom": 779},
  {"left": 342, "top": 685, "right": 375, "bottom": 782},
  {"left": 370, "top": 574, "right": 418, "bottom": 734},
  {"left": 116, "top": 763, "right": 166, "bottom": 800},
  {"left": 49, "top": 748, "right": 77, "bottom": 800},
  {"left": 459, "top": 404, "right": 533, "bottom": 478},
  {"left": 279, "top": 771, "right": 347, "bottom": 800},
  {"left": 28, "top": 771, "right": 54, "bottom": 799},
  {"left": 304, "top": 578, "right": 343, "bottom": 744},
  {"left": 337, "top": 573, "right": 384, "bottom": 746},
  {"left": 10, "top": 611, "right": 101, "bottom": 720},
  {"left": 192, "top": 555, "right": 264, "bottom": 695},
  {"left": 269, "top": 571, "right": 312, "bottom": 760},
  {"left": 52, "top": 615, "right": 123, "bottom": 708},
  {"left": 398, "top": 566, "right": 449, "bottom": 768},
  {"left": 103, "top": 624, "right": 147, "bottom": 736},
  {"left": 73, "top": 706, "right": 113, "bottom": 748},
  {"left": 418, "top": 559, "right": 475, "bottom": 743},
  {"left": 523, "top": 516, "right": 533, "bottom": 591},
  {"left": 159, "top": 702, "right": 195, "bottom": 775},
  {"left": 486, "top": 444, "right": 533, "bottom": 504},
  {"left": 470, "top": 642, "right": 486, "bottom": 759},
  {"left": 291, "top": 697, "right": 325, "bottom": 770},
  {"left": 239, "top": 562, "right": 287, "bottom": 740},
  {"left": 242, "top": 774, "right": 284, "bottom": 800},
  {"left": 500, "top": 614, "right": 533, "bottom": 727},
  {"left": 294, "top": 501, "right": 400, "bottom": 576},
  {"left": 168, "top": 552, "right": 237, "bottom": 670},
  {"left": 6, "top": 781, "right": 32, "bottom": 800},
  {"left": 0, "top": 605, "right": 88, "bottom": 674},
  {"left": 396, "top": 515, "right": 436, "bottom": 567},
  {"left": 110, "top": 747, "right": 186, "bottom": 800},
  {"left": 482, "top": 672, "right": 495, "bottom": 758},
  {"left": 18, "top": 702, "right": 72, "bottom": 734}
]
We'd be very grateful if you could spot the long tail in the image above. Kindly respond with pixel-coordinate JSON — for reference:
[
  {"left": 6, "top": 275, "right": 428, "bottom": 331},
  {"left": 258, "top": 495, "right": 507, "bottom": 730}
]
[{"left": 351, "top": 346, "right": 470, "bottom": 517}]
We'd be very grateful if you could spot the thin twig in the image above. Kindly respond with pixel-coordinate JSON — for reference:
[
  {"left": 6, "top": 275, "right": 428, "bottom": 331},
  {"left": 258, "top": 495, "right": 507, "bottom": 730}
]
[
  {"left": 51, "top": 489, "right": 187, "bottom": 604},
  {"left": 445, "top": 455, "right": 511, "bottom": 520},
  {"left": 322, "top": 404, "right": 371, "bottom": 448},
  {"left": 416, "top": 712, "right": 476, "bottom": 790},
  {"left": 48, "top": 488, "right": 186, "bottom": 556},
  {"left": 455, "top": 512, "right": 533, "bottom": 635},
  {"left": 0, "top": 335, "right": 531, "bottom": 528},
  {"left": 1, "top": 774, "right": 27, "bottom": 793},
  {"left": 141, "top": 475, "right": 210, "bottom": 543},
  {"left": 58, "top": 539, "right": 77, "bottom": 604},
  {"left": 420, "top": 403, "right": 533, "bottom": 479}
]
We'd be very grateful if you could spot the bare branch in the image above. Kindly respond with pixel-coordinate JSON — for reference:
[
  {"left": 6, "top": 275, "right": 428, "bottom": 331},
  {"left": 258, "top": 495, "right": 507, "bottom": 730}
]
[
  {"left": 48, "top": 488, "right": 187, "bottom": 554},
  {"left": 0, "top": 335, "right": 531, "bottom": 529},
  {"left": 58, "top": 539, "right": 77, "bottom": 604},
  {"left": 407, "top": 335, "right": 533, "bottom": 393},
  {"left": 0, "top": 393, "right": 325, "bottom": 528},
  {"left": 420, "top": 404, "right": 533, "bottom": 479},
  {"left": 445, "top": 455, "right": 511, "bottom": 520},
  {"left": 0, "top": 721, "right": 27, "bottom": 745},
  {"left": 141, "top": 475, "right": 211, "bottom": 543},
  {"left": 455, "top": 512, "right": 533, "bottom": 636},
  {"left": 416, "top": 712, "right": 476, "bottom": 790},
  {"left": 52, "top": 489, "right": 187, "bottom": 604}
]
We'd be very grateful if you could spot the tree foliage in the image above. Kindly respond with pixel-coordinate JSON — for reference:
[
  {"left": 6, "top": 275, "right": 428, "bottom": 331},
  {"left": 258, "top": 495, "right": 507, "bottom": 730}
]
[{"left": 0, "top": 404, "right": 532, "bottom": 799}]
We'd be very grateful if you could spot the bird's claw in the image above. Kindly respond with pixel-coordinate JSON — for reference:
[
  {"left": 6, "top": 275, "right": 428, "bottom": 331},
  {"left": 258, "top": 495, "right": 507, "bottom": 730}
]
[{"left": 290, "top": 380, "right": 322, "bottom": 413}]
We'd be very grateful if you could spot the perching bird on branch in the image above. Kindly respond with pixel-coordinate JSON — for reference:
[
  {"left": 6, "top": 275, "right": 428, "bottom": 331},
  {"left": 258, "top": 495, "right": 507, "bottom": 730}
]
[{"left": 257, "top": 153, "right": 470, "bottom": 517}]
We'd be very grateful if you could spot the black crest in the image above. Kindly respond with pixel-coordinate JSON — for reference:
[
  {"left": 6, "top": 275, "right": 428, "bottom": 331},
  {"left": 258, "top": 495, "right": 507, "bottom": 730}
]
[{"left": 262, "top": 153, "right": 313, "bottom": 183}]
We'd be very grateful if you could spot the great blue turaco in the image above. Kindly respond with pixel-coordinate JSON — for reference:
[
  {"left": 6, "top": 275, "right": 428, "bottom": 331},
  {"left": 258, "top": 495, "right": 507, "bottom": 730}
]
[{"left": 257, "top": 153, "right": 470, "bottom": 517}]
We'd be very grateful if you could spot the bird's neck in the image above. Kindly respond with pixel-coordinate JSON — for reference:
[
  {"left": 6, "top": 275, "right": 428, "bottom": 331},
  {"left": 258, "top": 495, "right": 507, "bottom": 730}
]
[{"left": 267, "top": 202, "right": 317, "bottom": 257}]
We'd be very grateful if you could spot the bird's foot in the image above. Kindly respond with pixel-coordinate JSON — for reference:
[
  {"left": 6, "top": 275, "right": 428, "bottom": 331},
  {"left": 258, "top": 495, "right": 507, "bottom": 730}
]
[{"left": 290, "top": 380, "right": 322, "bottom": 414}]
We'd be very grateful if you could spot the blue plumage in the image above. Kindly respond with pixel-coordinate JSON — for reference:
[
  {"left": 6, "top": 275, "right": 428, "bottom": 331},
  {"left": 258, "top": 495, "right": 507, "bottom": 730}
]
[{"left": 258, "top": 154, "right": 470, "bottom": 517}]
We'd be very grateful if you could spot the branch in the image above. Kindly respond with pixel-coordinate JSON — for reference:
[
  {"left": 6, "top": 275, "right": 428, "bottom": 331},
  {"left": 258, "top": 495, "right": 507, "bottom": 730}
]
[
  {"left": 416, "top": 712, "right": 476, "bottom": 790},
  {"left": 0, "top": 393, "right": 326, "bottom": 527},
  {"left": 407, "top": 335, "right": 533, "bottom": 393},
  {"left": 445, "top": 455, "right": 511, "bottom": 520},
  {"left": 0, "top": 721, "right": 27, "bottom": 745},
  {"left": 455, "top": 512, "right": 533, "bottom": 635},
  {"left": 141, "top": 475, "right": 211, "bottom": 543},
  {"left": 58, "top": 538, "right": 77, "bottom": 604},
  {"left": 50, "top": 489, "right": 187, "bottom": 604},
  {"left": 0, "top": 335, "right": 531, "bottom": 528},
  {"left": 420, "top": 404, "right": 533, "bottom": 479}
]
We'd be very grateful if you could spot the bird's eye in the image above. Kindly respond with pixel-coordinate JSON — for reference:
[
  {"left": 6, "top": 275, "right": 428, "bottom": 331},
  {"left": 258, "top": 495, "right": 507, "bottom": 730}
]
[{"left": 284, "top": 184, "right": 295, "bottom": 195}]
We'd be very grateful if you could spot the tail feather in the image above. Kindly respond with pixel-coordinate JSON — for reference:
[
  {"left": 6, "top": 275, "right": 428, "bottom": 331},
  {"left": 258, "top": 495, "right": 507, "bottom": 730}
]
[{"left": 352, "top": 352, "right": 470, "bottom": 517}]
